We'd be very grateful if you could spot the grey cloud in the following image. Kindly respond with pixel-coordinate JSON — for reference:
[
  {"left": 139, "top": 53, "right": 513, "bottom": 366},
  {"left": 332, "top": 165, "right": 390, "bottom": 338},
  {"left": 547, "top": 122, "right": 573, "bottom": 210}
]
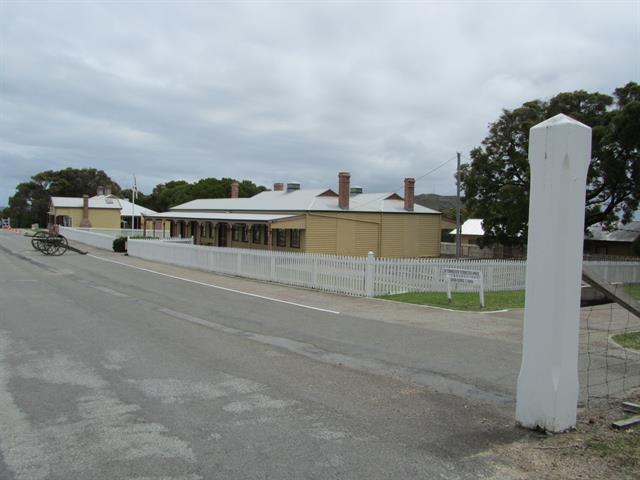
[{"left": 0, "top": 1, "right": 637, "bottom": 205}]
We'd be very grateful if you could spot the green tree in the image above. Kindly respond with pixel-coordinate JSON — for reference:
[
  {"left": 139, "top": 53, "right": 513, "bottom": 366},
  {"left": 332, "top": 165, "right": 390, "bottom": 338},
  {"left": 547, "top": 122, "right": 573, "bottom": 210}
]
[
  {"left": 4, "top": 168, "right": 120, "bottom": 227},
  {"left": 143, "top": 178, "right": 267, "bottom": 212},
  {"left": 461, "top": 82, "right": 639, "bottom": 246}
]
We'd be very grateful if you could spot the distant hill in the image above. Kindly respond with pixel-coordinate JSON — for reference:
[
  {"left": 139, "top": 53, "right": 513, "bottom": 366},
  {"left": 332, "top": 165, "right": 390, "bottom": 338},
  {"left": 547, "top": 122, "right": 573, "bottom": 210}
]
[{"left": 414, "top": 194, "right": 462, "bottom": 214}]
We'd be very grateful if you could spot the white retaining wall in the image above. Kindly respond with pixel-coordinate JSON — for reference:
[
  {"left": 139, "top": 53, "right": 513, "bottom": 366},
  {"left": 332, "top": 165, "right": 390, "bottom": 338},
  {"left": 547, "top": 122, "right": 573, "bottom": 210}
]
[
  {"left": 59, "top": 227, "right": 191, "bottom": 251},
  {"left": 59, "top": 226, "right": 114, "bottom": 250},
  {"left": 75, "top": 228, "right": 172, "bottom": 239}
]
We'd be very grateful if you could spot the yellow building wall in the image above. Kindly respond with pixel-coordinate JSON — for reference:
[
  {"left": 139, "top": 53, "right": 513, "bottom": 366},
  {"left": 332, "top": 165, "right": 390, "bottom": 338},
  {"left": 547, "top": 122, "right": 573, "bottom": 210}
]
[
  {"left": 305, "top": 212, "right": 440, "bottom": 258},
  {"left": 305, "top": 215, "right": 338, "bottom": 254},
  {"left": 89, "top": 209, "right": 121, "bottom": 228},
  {"left": 380, "top": 214, "right": 440, "bottom": 258},
  {"left": 53, "top": 207, "right": 84, "bottom": 228},
  {"left": 53, "top": 207, "right": 121, "bottom": 229},
  {"left": 163, "top": 211, "right": 441, "bottom": 258}
]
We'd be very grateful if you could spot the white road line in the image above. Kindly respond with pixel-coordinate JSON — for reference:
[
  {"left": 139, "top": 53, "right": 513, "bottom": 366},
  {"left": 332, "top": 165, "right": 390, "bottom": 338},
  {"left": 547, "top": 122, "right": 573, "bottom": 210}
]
[
  {"left": 92, "top": 285, "right": 130, "bottom": 298},
  {"left": 86, "top": 254, "right": 340, "bottom": 315}
]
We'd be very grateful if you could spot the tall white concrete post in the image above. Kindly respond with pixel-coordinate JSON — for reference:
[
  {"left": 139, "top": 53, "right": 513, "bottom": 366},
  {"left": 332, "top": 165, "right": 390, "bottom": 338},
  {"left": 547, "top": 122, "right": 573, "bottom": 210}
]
[{"left": 516, "top": 114, "right": 592, "bottom": 432}]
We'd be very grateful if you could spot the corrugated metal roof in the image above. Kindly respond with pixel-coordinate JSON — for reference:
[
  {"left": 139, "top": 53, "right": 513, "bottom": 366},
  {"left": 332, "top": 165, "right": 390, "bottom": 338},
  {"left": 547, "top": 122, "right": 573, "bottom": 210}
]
[
  {"left": 145, "top": 212, "right": 298, "bottom": 222},
  {"left": 450, "top": 218, "right": 484, "bottom": 236},
  {"left": 118, "top": 198, "right": 157, "bottom": 217},
  {"left": 170, "top": 189, "right": 439, "bottom": 214},
  {"left": 51, "top": 195, "right": 157, "bottom": 216},
  {"left": 587, "top": 221, "right": 640, "bottom": 243},
  {"left": 51, "top": 196, "right": 122, "bottom": 209}
]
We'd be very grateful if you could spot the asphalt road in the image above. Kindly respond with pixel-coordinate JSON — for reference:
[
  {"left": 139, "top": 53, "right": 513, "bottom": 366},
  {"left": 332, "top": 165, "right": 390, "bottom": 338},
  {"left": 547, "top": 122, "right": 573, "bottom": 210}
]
[{"left": 0, "top": 231, "right": 526, "bottom": 479}]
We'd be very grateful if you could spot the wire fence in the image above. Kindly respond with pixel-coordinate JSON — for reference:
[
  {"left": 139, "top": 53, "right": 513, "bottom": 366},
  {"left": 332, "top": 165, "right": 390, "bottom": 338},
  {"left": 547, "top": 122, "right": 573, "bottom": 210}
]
[{"left": 579, "top": 283, "right": 640, "bottom": 406}]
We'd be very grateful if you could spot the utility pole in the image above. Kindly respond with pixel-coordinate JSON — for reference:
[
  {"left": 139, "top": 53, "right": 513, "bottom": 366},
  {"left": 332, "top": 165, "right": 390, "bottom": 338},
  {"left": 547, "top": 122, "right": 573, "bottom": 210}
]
[{"left": 456, "top": 152, "right": 462, "bottom": 258}]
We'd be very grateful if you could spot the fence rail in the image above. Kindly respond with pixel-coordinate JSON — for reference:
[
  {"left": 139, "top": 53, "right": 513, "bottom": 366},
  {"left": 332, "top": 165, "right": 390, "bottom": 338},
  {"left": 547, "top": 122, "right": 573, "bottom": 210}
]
[{"left": 57, "top": 228, "right": 639, "bottom": 297}]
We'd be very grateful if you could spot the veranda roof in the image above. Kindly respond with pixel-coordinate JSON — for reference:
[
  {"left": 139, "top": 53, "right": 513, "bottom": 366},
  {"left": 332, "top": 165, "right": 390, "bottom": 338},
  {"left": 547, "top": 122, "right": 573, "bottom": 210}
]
[{"left": 144, "top": 211, "right": 299, "bottom": 223}]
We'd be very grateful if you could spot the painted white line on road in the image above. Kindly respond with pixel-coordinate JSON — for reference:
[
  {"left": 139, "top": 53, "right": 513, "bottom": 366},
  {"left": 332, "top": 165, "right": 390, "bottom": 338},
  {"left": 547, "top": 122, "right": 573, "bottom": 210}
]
[
  {"left": 87, "top": 254, "right": 340, "bottom": 315},
  {"left": 92, "top": 285, "right": 130, "bottom": 298}
]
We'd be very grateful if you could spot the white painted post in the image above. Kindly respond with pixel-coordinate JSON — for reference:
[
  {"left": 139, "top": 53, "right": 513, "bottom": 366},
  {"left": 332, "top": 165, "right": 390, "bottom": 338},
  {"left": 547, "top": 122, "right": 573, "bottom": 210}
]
[
  {"left": 365, "top": 251, "right": 375, "bottom": 297},
  {"left": 312, "top": 257, "right": 318, "bottom": 287},
  {"left": 478, "top": 272, "right": 485, "bottom": 308},
  {"left": 270, "top": 255, "right": 276, "bottom": 281},
  {"left": 516, "top": 114, "right": 592, "bottom": 432}
]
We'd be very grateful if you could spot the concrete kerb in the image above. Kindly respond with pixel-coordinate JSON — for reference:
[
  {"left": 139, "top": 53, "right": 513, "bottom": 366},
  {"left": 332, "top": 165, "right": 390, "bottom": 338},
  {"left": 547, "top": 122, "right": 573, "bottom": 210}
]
[{"left": 373, "top": 296, "right": 511, "bottom": 314}]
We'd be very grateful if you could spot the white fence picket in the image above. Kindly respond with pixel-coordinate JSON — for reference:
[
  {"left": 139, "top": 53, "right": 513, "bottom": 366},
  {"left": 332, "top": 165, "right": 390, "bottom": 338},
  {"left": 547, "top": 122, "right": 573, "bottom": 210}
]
[{"left": 58, "top": 229, "right": 639, "bottom": 298}]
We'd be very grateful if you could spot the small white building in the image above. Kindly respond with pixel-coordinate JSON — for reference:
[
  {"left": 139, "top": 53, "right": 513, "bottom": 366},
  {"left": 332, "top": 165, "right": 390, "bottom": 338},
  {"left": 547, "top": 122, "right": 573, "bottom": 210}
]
[{"left": 450, "top": 218, "right": 484, "bottom": 245}]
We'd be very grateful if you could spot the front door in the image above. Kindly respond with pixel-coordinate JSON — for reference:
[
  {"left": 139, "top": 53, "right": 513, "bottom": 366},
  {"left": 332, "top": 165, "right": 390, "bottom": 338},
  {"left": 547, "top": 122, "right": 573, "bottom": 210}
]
[{"left": 218, "top": 223, "right": 227, "bottom": 247}]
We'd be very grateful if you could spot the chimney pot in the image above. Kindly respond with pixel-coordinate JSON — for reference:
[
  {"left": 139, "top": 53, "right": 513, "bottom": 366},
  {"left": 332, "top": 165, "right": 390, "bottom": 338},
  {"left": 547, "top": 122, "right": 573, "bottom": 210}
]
[
  {"left": 273, "top": 182, "right": 284, "bottom": 192},
  {"left": 230, "top": 182, "right": 239, "bottom": 198},
  {"left": 338, "top": 172, "right": 350, "bottom": 209},
  {"left": 286, "top": 182, "right": 300, "bottom": 193},
  {"left": 404, "top": 178, "right": 415, "bottom": 211}
]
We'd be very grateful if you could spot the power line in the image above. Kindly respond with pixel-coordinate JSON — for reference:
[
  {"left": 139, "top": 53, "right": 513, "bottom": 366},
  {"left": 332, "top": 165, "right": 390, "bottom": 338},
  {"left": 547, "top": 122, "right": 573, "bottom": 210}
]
[{"left": 352, "top": 154, "right": 458, "bottom": 210}]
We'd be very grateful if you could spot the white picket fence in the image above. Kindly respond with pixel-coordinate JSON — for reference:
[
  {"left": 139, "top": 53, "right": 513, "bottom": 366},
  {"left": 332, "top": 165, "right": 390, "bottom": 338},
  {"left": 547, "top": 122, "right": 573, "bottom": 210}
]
[
  {"left": 58, "top": 228, "right": 640, "bottom": 297},
  {"left": 126, "top": 240, "right": 528, "bottom": 296},
  {"left": 583, "top": 261, "right": 640, "bottom": 284},
  {"left": 128, "top": 240, "right": 367, "bottom": 296},
  {"left": 372, "top": 257, "right": 528, "bottom": 295}
]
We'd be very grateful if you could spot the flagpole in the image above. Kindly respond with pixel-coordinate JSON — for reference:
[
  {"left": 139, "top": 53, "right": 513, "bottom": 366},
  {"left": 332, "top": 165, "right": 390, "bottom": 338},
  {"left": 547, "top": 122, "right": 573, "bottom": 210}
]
[{"left": 131, "top": 175, "right": 136, "bottom": 237}]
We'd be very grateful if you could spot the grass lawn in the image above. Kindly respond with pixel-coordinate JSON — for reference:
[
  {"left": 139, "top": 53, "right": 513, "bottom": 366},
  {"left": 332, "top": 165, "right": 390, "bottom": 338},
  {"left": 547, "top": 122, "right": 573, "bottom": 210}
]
[
  {"left": 625, "top": 283, "right": 640, "bottom": 300},
  {"left": 612, "top": 331, "right": 640, "bottom": 351},
  {"left": 377, "top": 290, "right": 525, "bottom": 311}
]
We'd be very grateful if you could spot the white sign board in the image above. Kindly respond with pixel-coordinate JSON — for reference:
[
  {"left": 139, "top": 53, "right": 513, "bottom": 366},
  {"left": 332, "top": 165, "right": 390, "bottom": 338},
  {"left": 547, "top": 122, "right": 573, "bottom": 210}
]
[{"left": 443, "top": 268, "right": 484, "bottom": 307}]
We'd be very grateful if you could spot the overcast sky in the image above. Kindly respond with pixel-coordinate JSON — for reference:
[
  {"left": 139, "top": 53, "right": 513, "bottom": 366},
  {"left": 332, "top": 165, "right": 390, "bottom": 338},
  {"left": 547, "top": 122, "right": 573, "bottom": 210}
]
[{"left": 1, "top": 1, "right": 638, "bottom": 205}]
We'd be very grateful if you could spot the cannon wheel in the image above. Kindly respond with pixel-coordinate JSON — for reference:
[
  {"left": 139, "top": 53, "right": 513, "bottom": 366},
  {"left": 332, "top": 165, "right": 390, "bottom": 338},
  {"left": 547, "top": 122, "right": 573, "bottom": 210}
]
[
  {"left": 31, "top": 231, "right": 48, "bottom": 253},
  {"left": 49, "top": 235, "right": 68, "bottom": 256}
]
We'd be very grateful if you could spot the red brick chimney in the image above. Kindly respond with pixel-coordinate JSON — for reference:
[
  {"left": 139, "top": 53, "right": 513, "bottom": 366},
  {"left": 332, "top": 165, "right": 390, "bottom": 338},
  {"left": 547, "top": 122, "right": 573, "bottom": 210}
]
[
  {"left": 80, "top": 194, "right": 92, "bottom": 227},
  {"left": 338, "top": 172, "right": 350, "bottom": 210},
  {"left": 273, "top": 182, "right": 284, "bottom": 191},
  {"left": 230, "top": 182, "right": 239, "bottom": 198},
  {"left": 404, "top": 178, "right": 415, "bottom": 211}
]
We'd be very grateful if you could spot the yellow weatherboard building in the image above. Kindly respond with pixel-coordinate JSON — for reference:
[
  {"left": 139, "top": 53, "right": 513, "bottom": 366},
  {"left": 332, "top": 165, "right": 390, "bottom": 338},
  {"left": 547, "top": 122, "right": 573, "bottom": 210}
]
[
  {"left": 49, "top": 195, "right": 122, "bottom": 229},
  {"left": 49, "top": 187, "right": 157, "bottom": 230},
  {"left": 146, "top": 172, "right": 442, "bottom": 258}
]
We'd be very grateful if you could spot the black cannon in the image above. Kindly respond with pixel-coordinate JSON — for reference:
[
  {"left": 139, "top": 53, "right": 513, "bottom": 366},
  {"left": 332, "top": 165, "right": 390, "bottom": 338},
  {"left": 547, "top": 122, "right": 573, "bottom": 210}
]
[{"left": 28, "top": 231, "right": 87, "bottom": 256}]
